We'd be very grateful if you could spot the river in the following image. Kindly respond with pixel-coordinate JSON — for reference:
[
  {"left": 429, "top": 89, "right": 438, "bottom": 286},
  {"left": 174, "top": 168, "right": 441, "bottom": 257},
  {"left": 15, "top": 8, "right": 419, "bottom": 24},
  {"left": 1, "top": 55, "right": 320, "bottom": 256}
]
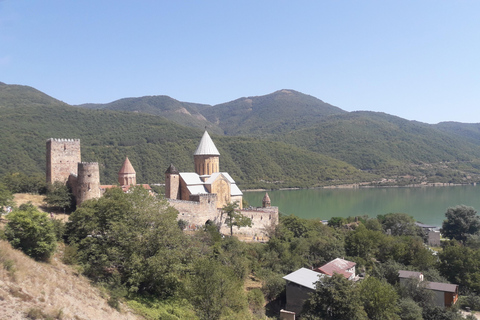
[{"left": 243, "top": 185, "right": 480, "bottom": 227}]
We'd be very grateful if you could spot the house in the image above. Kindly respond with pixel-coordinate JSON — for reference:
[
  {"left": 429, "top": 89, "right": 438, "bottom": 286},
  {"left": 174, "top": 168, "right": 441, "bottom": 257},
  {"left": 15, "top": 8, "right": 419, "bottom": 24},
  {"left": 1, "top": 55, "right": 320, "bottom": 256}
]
[
  {"left": 314, "top": 258, "right": 356, "bottom": 280},
  {"left": 416, "top": 222, "right": 441, "bottom": 247},
  {"left": 282, "top": 258, "right": 356, "bottom": 316},
  {"left": 282, "top": 268, "right": 324, "bottom": 316},
  {"left": 398, "top": 270, "right": 424, "bottom": 285},
  {"left": 398, "top": 270, "right": 459, "bottom": 308}
]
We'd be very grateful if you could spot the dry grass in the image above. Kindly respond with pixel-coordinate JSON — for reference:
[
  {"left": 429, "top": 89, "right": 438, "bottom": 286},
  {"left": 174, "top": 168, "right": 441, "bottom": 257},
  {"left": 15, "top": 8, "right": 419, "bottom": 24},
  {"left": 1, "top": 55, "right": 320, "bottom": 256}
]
[
  {"left": 0, "top": 240, "right": 143, "bottom": 320},
  {"left": 13, "top": 194, "right": 47, "bottom": 211}
]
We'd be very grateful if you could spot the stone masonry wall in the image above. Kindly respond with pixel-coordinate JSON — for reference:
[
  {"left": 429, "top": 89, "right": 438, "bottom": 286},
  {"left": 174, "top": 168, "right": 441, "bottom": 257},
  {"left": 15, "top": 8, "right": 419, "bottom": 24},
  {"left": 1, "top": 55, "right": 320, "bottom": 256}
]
[
  {"left": 46, "top": 138, "right": 81, "bottom": 184},
  {"left": 169, "top": 197, "right": 279, "bottom": 238}
]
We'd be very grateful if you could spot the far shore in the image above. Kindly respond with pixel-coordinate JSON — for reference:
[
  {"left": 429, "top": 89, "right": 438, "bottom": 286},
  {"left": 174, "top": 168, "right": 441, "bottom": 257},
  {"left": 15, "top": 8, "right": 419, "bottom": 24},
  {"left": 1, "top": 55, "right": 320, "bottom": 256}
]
[{"left": 242, "top": 181, "right": 477, "bottom": 192}]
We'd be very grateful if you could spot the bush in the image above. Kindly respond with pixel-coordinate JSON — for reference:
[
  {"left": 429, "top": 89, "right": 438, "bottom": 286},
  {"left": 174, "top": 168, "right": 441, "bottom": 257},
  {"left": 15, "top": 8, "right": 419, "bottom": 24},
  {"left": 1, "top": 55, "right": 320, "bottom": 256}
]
[{"left": 4, "top": 207, "right": 57, "bottom": 261}]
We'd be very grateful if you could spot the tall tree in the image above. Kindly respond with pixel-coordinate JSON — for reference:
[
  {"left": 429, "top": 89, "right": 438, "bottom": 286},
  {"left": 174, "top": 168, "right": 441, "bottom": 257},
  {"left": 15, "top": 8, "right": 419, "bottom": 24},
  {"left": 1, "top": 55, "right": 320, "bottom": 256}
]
[
  {"left": 45, "top": 181, "right": 73, "bottom": 212},
  {"left": 302, "top": 273, "right": 368, "bottom": 320},
  {"left": 0, "top": 181, "right": 14, "bottom": 209},
  {"left": 441, "top": 205, "right": 480, "bottom": 242},
  {"left": 222, "top": 202, "right": 252, "bottom": 236},
  {"left": 359, "top": 276, "right": 399, "bottom": 320}
]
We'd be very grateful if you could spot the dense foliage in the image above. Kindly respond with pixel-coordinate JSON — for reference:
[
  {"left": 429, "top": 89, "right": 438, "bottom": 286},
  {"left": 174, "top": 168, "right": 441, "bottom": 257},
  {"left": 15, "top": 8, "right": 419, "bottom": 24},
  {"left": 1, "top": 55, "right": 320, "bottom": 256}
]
[{"left": 4, "top": 204, "right": 57, "bottom": 261}]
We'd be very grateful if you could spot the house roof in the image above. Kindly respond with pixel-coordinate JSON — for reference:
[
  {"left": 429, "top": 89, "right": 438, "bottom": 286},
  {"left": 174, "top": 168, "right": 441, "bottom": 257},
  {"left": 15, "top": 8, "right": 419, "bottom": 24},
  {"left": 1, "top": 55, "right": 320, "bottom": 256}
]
[
  {"left": 118, "top": 156, "right": 135, "bottom": 174},
  {"left": 425, "top": 281, "right": 458, "bottom": 293},
  {"left": 315, "top": 258, "right": 356, "bottom": 278},
  {"left": 398, "top": 270, "right": 423, "bottom": 279},
  {"left": 194, "top": 131, "right": 220, "bottom": 156},
  {"left": 283, "top": 268, "right": 323, "bottom": 290}
]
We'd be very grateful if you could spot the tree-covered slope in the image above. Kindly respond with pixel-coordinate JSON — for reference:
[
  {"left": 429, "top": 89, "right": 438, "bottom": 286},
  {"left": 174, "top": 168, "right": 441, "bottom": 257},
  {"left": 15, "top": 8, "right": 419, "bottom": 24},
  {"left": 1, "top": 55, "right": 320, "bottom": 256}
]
[
  {"left": 77, "top": 95, "right": 223, "bottom": 134},
  {"left": 279, "top": 112, "right": 480, "bottom": 170},
  {"left": 434, "top": 122, "right": 480, "bottom": 146},
  {"left": 200, "top": 89, "right": 347, "bottom": 136},
  {"left": 0, "top": 83, "right": 369, "bottom": 188}
]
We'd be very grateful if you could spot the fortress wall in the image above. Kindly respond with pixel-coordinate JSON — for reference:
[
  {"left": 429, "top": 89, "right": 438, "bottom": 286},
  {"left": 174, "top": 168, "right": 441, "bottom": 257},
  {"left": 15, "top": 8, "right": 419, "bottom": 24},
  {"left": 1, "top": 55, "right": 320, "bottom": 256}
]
[
  {"left": 168, "top": 198, "right": 278, "bottom": 238},
  {"left": 46, "top": 138, "right": 81, "bottom": 183}
]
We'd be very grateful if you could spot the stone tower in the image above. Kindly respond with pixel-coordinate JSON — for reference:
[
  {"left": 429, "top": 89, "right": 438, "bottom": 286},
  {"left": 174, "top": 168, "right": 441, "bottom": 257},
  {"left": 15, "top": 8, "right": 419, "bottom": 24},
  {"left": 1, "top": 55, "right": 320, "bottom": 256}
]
[
  {"left": 46, "top": 138, "right": 81, "bottom": 184},
  {"left": 262, "top": 192, "right": 271, "bottom": 208},
  {"left": 165, "top": 164, "right": 180, "bottom": 200},
  {"left": 76, "top": 162, "right": 101, "bottom": 205},
  {"left": 194, "top": 131, "right": 220, "bottom": 176},
  {"left": 118, "top": 156, "right": 136, "bottom": 186}
]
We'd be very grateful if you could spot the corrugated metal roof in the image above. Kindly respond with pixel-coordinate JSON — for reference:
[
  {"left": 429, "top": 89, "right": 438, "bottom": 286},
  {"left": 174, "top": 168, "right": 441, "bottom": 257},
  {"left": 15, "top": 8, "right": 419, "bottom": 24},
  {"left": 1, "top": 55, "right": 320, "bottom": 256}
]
[
  {"left": 187, "top": 185, "right": 208, "bottom": 195},
  {"left": 283, "top": 268, "right": 323, "bottom": 290},
  {"left": 425, "top": 281, "right": 458, "bottom": 293},
  {"left": 179, "top": 172, "right": 203, "bottom": 185},
  {"left": 194, "top": 131, "right": 220, "bottom": 156}
]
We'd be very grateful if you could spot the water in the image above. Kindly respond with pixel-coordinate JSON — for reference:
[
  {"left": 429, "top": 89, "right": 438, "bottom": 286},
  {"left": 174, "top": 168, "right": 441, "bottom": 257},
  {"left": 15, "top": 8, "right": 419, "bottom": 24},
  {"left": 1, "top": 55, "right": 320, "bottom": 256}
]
[{"left": 243, "top": 185, "right": 480, "bottom": 227}]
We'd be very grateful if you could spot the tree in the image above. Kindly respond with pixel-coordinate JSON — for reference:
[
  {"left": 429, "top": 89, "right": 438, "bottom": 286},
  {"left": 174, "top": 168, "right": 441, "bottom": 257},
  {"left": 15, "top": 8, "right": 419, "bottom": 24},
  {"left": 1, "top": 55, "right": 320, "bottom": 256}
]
[
  {"left": 190, "top": 258, "right": 246, "bottom": 320},
  {"left": 358, "top": 276, "right": 399, "bottom": 320},
  {"left": 66, "top": 187, "right": 191, "bottom": 297},
  {"left": 302, "top": 273, "right": 368, "bottom": 320},
  {"left": 397, "top": 298, "right": 423, "bottom": 320},
  {"left": 45, "top": 181, "right": 73, "bottom": 212},
  {"left": 4, "top": 206, "right": 57, "bottom": 261},
  {"left": 222, "top": 202, "right": 252, "bottom": 236},
  {"left": 0, "top": 181, "right": 14, "bottom": 209},
  {"left": 441, "top": 205, "right": 480, "bottom": 242},
  {"left": 379, "top": 213, "right": 422, "bottom": 237}
]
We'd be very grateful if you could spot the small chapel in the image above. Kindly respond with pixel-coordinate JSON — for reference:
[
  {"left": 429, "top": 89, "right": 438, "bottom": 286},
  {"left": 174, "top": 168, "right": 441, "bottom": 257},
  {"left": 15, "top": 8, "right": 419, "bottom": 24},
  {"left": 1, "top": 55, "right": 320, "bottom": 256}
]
[{"left": 164, "top": 131, "right": 243, "bottom": 209}]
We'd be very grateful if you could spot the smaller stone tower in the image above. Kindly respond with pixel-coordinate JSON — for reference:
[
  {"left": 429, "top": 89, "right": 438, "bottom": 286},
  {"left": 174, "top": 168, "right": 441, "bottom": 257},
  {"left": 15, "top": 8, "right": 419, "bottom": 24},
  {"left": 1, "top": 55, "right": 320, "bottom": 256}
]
[
  {"left": 46, "top": 138, "right": 81, "bottom": 184},
  {"left": 76, "top": 162, "right": 101, "bottom": 206},
  {"left": 262, "top": 192, "right": 271, "bottom": 208},
  {"left": 194, "top": 131, "right": 220, "bottom": 176},
  {"left": 118, "top": 156, "right": 136, "bottom": 186},
  {"left": 165, "top": 164, "right": 180, "bottom": 200}
]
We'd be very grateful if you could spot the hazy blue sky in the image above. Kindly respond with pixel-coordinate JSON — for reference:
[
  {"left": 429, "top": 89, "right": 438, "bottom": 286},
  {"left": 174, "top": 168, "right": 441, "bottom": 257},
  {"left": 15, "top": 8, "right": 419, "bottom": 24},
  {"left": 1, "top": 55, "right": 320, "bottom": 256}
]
[{"left": 1, "top": 1, "right": 479, "bottom": 124}]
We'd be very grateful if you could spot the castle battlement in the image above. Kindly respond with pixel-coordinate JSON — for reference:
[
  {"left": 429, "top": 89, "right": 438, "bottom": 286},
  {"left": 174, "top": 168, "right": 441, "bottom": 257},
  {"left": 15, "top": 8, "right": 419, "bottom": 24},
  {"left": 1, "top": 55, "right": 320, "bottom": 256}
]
[
  {"left": 47, "top": 138, "right": 80, "bottom": 142},
  {"left": 78, "top": 162, "right": 99, "bottom": 166}
]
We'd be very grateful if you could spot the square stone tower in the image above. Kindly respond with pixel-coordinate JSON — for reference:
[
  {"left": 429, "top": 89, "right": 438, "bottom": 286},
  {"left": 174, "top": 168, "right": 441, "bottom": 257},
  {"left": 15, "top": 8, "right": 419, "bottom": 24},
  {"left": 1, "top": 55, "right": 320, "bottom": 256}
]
[{"left": 46, "top": 138, "right": 81, "bottom": 184}]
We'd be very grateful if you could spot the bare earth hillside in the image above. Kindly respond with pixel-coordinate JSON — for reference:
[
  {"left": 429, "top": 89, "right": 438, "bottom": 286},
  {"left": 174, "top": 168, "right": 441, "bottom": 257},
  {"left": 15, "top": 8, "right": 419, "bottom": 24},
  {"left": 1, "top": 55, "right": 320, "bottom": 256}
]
[{"left": 0, "top": 241, "right": 143, "bottom": 320}]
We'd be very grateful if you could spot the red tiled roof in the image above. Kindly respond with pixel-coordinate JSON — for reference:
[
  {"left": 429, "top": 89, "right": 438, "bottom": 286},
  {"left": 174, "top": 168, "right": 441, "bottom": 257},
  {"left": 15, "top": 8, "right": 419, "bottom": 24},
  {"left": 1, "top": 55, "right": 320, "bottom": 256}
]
[{"left": 314, "top": 258, "right": 356, "bottom": 279}]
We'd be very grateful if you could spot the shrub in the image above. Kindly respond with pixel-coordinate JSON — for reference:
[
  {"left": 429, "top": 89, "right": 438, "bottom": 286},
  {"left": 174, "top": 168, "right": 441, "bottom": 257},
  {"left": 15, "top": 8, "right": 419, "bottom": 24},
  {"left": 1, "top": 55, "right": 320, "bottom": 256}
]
[{"left": 5, "top": 207, "right": 57, "bottom": 261}]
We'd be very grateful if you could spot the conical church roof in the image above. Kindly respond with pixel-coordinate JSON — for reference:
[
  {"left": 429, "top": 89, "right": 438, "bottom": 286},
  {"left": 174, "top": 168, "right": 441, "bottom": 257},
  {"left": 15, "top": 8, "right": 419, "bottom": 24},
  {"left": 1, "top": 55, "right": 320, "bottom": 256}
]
[
  {"left": 263, "top": 192, "right": 271, "bottom": 203},
  {"left": 119, "top": 156, "right": 136, "bottom": 174},
  {"left": 194, "top": 131, "right": 220, "bottom": 156}
]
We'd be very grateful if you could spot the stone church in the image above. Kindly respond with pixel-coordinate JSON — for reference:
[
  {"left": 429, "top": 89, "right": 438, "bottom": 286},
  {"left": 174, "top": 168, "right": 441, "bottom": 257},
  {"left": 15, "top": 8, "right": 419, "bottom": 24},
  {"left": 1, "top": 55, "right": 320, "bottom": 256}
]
[
  {"left": 165, "top": 131, "right": 243, "bottom": 209},
  {"left": 46, "top": 132, "right": 278, "bottom": 238}
]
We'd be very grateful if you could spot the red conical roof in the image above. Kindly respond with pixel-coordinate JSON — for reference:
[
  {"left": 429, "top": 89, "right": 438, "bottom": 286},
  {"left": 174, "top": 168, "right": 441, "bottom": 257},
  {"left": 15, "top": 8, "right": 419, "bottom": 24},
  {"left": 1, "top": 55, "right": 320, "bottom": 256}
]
[{"left": 119, "top": 156, "right": 136, "bottom": 174}]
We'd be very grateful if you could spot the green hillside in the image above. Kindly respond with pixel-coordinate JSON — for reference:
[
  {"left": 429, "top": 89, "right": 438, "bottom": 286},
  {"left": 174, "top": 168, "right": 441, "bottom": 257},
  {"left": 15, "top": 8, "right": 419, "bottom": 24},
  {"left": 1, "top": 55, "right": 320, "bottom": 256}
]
[
  {"left": 0, "top": 83, "right": 370, "bottom": 189},
  {"left": 434, "top": 122, "right": 480, "bottom": 146},
  {"left": 201, "top": 89, "right": 346, "bottom": 136},
  {"left": 278, "top": 112, "right": 480, "bottom": 170},
  {"left": 78, "top": 95, "right": 223, "bottom": 134}
]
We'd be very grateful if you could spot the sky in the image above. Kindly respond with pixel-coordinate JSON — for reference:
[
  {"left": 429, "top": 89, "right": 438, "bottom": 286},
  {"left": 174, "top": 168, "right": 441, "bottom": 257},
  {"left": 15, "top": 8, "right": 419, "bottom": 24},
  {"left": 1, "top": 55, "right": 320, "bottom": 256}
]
[{"left": 1, "top": 1, "right": 479, "bottom": 124}]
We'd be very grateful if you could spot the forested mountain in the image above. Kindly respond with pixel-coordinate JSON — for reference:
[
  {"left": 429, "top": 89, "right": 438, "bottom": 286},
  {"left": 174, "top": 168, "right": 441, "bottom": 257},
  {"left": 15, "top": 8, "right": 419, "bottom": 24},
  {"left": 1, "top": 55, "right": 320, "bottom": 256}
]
[
  {"left": 0, "top": 83, "right": 369, "bottom": 188},
  {"left": 2, "top": 81, "right": 480, "bottom": 187},
  {"left": 78, "top": 96, "right": 223, "bottom": 135},
  {"left": 434, "top": 122, "right": 480, "bottom": 146},
  {"left": 200, "top": 89, "right": 346, "bottom": 136}
]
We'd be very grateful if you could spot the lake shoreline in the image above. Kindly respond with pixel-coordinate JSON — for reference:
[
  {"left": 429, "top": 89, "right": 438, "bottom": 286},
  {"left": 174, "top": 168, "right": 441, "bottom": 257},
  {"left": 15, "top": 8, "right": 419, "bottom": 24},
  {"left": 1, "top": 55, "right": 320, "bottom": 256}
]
[{"left": 243, "top": 181, "right": 477, "bottom": 192}]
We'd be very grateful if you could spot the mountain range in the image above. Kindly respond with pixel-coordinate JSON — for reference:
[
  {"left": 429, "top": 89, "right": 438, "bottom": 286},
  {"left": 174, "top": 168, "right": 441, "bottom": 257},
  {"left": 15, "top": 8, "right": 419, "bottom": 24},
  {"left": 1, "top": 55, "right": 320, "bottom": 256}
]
[{"left": 1, "top": 81, "right": 480, "bottom": 188}]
